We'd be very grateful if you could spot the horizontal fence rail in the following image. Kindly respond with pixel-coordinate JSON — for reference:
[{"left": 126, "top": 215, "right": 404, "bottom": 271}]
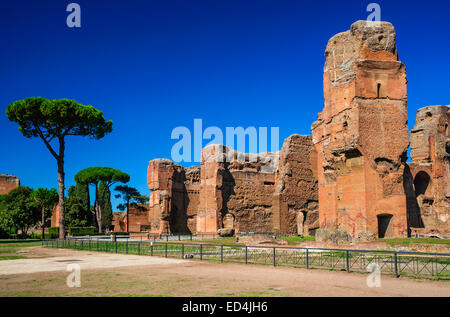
[
  {"left": 66, "top": 233, "right": 218, "bottom": 242},
  {"left": 42, "top": 239, "right": 450, "bottom": 279}
]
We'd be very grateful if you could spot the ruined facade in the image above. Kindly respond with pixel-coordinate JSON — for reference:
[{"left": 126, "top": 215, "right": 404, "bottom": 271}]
[
  {"left": 311, "top": 21, "right": 410, "bottom": 238},
  {"left": 112, "top": 205, "right": 151, "bottom": 232},
  {"left": 407, "top": 106, "right": 450, "bottom": 237},
  {"left": 0, "top": 174, "right": 19, "bottom": 195},
  {"left": 147, "top": 159, "right": 200, "bottom": 234},
  {"left": 146, "top": 135, "right": 318, "bottom": 236},
  {"left": 115, "top": 20, "right": 449, "bottom": 239}
]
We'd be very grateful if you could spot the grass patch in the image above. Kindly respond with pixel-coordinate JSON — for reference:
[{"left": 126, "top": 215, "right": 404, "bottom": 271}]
[
  {"left": 380, "top": 238, "right": 450, "bottom": 246},
  {"left": 0, "top": 255, "right": 27, "bottom": 261},
  {"left": 0, "top": 248, "right": 17, "bottom": 254},
  {"left": 0, "top": 240, "right": 42, "bottom": 248},
  {"left": 277, "top": 236, "right": 315, "bottom": 245}
]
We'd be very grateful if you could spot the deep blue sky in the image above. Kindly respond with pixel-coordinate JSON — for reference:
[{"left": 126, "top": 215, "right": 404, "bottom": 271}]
[{"left": 1, "top": 0, "right": 449, "bottom": 210}]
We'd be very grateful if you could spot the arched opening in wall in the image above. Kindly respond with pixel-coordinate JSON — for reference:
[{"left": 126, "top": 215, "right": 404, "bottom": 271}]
[
  {"left": 414, "top": 171, "right": 431, "bottom": 197},
  {"left": 377, "top": 214, "right": 393, "bottom": 238},
  {"left": 377, "top": 83, "right": 381, "bottom": 98},
  {"left": 445, "top": 124, "right": 449, "bottom": 137}
]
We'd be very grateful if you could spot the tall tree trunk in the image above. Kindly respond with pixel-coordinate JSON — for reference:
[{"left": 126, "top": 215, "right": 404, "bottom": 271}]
[
  {"left": 57, "top": 137, "right": 66, "bottom": 240},
  {"left": 41, "top": 205, "right": 45, "bottom": 240},
  {"left": 126, "top": 201, "right": 129, "bottom": 233},
  {"left": 95, "top": 184, "right": 103, "bottom": 233}
]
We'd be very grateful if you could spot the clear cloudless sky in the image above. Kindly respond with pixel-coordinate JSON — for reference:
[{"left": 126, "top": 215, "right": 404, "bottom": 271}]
[{"left": 1, "top": 0, "right": 449, "bottom": 210}]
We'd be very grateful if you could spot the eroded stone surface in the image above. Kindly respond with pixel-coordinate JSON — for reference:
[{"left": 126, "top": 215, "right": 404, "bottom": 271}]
[
  {"left": 147, "top": 159, "right": 200, "bottom": 234},
  {"left": 0, "top": 174, "right": 19, "bottom": 195},
  {"left": 143, "top": 136, "right": 317, "bottom": 236},
  {"left": 311, "top": 20, "right": 409, "bottom": 239},
  {"left": 112, "top": 205, "right": 150, "bottom": 233},
  {"left": 408, "top": 105, "right": 450, "bottom": 237},
  {"left": 111, "top": 20, "right": 449, "bottom": 241}
]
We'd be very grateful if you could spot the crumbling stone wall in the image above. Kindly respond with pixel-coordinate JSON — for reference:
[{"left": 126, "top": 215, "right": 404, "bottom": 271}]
[
  {"left": 408, "top": 105, "right": 450, "bottom": 237},
  {"left": 147, "top": 159, "right": 200, "bottom": 234},
  {"left": 273, "top": 135, "right": 319, "bottom": 235},
  {"left": 0, "top": 174, "right": 19, "bottom": 195},
  {"left": 112, "top": 206, "right": 150, "bottom": 232},
  {"left": 185, "top": 166, "right": 201, "bottom": 233},
  {"left": 145, "top": 135, "right": 318, "bottom": 236},
  {"left": 201, "top": 145, "right": 280, "bottom": 234},
  {"left": 311, "top": 21, "right": 409, "bottom": 238}
]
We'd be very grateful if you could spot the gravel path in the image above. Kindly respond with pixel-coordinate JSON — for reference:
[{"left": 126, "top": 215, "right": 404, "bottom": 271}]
[{"left": 0, "top": 247, "right": 185, "bottom": 275}]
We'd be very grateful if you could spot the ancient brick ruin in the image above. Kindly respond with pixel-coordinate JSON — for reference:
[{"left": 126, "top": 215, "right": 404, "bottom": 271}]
[
  {"left": 0, "top": 174, "right": 19, "bottom": 195},
  {"left": 311, "top": 21, "right": 410, "bottom": 239},
  {"left": 112, "top": 20, "right": 449, "bottom": 240},
  {"left": 146, "top": 135, "right": 318, "bottom": 236},
  {"left": 112, "top": 205, "right": 151, "bottom": 232},
  {"left": 407, "top": 106, "right": 450, "bottom": 238}
]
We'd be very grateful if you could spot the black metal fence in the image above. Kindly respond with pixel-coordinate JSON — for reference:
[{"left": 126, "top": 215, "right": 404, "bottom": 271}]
[{"left": 42, "top": 239, "right": 450, "bottom": 279}]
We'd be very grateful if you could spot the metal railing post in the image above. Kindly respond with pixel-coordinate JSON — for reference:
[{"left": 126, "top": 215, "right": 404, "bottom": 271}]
[
  {"left": 151, "top": 242, "right": 154, "bottom": 256},
  {"left": 346, "top": 250, "right": 350, "bottom": 272},
  {"left": 165, "top": 243, "right": 168, "bottom": 258},
  {"left": 221, "top": 245, "right": 223, "bottom": 263},
  {"left": 200, "top": 244, "right": 203, "bottom": 261},
  {"left": 115, "top": 240, "right": 117, "bottom": 253},
  {"left": 138, "top": 242, "right": 141, "bottom": 255},
  {"left": 182, "top": 244, "right": 184, "bottom": 259},
  {"left": 394, "top": 252, "right": 399, "bottom": 278},
  {"left": 126, "top": 240, "right": 128, "bottom": 254},
  {"left": 273, "top": 248, "right": 276, "bottom": 267},
  {"left": 431, "top": 257, "right": 434, "bottom": 276},
  {"left": 245, "top": 246, "right": 248, "bottom": 264},
  {"left": 306, "top": 249, "right": 309, "bottom": 269}
]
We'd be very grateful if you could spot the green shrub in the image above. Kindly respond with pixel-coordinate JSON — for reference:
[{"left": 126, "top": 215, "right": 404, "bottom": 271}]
[
  {"left": 30, "top": 232, "right": 59, "bottom": 239},
  {"left": 68, "top": 226, "right": 96, "bottom": 236},
  {"left": 48, "top": 227, "right": 59, "bottom": 237},
  {"left": 111, "top": 232, "right": 130, "bottom": 236}
]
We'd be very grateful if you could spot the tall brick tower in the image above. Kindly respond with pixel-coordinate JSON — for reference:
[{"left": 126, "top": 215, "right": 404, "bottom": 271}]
[{"left": 311, "top": 21, "right": 409, "bottom": 238}]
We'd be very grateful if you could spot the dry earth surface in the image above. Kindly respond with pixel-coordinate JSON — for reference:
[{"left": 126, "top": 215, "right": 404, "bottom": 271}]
[{"left": 0, "top": 246, "right": 449, "bottom": 297}]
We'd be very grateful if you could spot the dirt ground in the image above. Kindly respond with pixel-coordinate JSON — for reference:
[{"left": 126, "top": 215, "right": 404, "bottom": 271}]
[{"left": 0, "top": 246, "right": 448, "bottom": 297}]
